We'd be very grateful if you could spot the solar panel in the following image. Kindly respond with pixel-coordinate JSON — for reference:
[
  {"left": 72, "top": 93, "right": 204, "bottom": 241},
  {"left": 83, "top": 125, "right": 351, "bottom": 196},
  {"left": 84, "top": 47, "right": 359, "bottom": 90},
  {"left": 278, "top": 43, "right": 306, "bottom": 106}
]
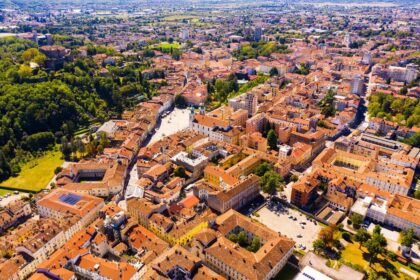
[{"left": 59, "top": 193, "right": 81, "bottom": 205}]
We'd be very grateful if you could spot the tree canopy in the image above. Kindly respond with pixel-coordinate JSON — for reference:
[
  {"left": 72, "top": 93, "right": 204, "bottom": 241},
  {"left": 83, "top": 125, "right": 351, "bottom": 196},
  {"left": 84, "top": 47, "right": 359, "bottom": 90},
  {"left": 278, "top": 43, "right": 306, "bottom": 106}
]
[
  {"left": 0, "top": 37, "right": 151, "bottom": 181},
  {"left": 368, "top": 93, "right": 420, "bottom": 128}
]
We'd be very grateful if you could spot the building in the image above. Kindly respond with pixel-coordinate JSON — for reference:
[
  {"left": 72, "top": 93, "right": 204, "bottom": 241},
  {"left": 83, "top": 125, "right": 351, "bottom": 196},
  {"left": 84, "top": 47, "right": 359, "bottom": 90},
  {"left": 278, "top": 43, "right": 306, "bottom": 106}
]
[
  {"left": 313, "top": 148, "right": 414, "bottom": 196},
  {"left": 246, "top": 113, "right": 265, "bottom": 134},
  {"left": 37, "top": 190, "right": 104, "bottom": 222},
  {"left": 0, "top": 200, "right": 31, "bottom": 233},
  {"left": 299, "top": 252, "right": 364, "bottom": 280},
  {"left": 351, "top": 75, "right": 364, "bottom": 95},
  {"left": 228, "top": 92, "right": 258, "bottom": 117},
  {"left": 240, "top": 132, "right": 268, "bottom": 152},
  {"left": 351, "top": 192, "right": 420, "bottom": 236},
  {"left": 361, "top": 52, "right": 372, "bottom": 65},
  {"left": 56, "top": 158, "right": 128, "bottom": 197},
  {"left": 191, "top": 209, "right": 295, "bottom": 280},
  {"left": 71, "top": 254, "right": 139, "bottom": 279},
  {"left": 190, "top": 113, "right": 242, "bottom": 144},
  {"left": 172, "top": 151, "right": 208, "bottom": 179},
  {"left": 254, "top": 27, "right": 263, "bottom": 41},
  {"left": 291, "top": 175, "right": 320, "bottom": 209},
  {"left": 343, "top": 33, "right": 352, "bottom": 48},
  {"left": 143, "top": 244, "right": 225, "bottom": 279},
  {"left": 295, "top": 266, "right": 333, "bottom": 280},
  {"left": 194, "top": 174, "right": 260, "bottom": 213}
]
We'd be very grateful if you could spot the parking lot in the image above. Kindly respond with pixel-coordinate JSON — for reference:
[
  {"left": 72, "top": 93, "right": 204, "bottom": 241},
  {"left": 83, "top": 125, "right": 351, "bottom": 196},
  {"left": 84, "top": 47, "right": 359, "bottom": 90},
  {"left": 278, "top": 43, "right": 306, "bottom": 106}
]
[{"left": 254, "top": 201, "right": 322, "bottom": 252}]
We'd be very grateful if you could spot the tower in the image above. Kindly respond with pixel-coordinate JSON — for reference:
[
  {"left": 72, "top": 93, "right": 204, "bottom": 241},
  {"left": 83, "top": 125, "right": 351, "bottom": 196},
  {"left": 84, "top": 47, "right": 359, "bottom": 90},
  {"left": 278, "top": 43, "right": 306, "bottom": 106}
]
[
  {"left": 361, "top": 52, "right": 372, "bottom": 65},
  {"left": 246, "top": 92, "right": 257, "bottom": 117},
  {"left": 343, "top": 33, "right": 352, "bottom": 48},
  {"left": 254, "top": 27, "right": 263, "bottom": 41}
]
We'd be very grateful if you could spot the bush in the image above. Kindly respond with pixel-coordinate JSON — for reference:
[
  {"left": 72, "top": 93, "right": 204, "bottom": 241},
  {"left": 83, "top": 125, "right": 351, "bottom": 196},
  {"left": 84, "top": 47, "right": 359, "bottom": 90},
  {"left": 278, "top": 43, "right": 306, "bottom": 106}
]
[
  {"left": 408, "top": 262, "right": 420, "bottom": 273},
  {"left": 54, "top": 166, "right": 63, "bottom": 174},
  {"left": 387, "top": 251, "right": 397, "bottom": 261},
  {"left": 290, "top": 174, "right": 299, "bottom": 182},
  {"left": 342, "top": 232, "right": 352, "bottom": 242}
]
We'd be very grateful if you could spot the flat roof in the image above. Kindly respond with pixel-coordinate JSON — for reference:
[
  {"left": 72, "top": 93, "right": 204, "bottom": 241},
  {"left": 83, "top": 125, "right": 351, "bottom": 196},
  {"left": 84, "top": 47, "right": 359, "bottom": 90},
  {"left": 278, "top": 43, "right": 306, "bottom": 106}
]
[{"left": 295, "top": 266, "right": 333, "bottom": 280}]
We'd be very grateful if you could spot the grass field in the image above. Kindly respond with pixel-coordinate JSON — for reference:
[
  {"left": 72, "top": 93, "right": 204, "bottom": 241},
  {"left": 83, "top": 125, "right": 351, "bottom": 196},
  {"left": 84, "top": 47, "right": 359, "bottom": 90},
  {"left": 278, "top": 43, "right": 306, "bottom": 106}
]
[
  {"left": 162, "top": 15, "right": 200, "bottom": 21},
  {"left": 0, "top": 149, "right": 63, "bottom": 193},
  {"left": 156, "top": 42, "right": 181, "bottom": 50},
  {"left": 0, "top": 189, "right": 12, "bottom": 196},
  {"left": 341, "top": 242, "right": 417, "bottom": 279}
]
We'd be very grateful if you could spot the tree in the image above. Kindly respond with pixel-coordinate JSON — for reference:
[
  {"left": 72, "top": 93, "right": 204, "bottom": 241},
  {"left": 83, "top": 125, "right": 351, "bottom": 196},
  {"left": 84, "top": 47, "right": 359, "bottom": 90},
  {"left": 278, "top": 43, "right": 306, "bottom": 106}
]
[
  {"left": 269, "top": 67, "right": 279, "bottom": 76},
  {"left": 415, "top": 188, "right": 420, "bottom": 199},
  {"left": 54, "top": 166, "right": 63, "bottom": 175},
  {"left": 365, "top": 238, "right": 384, "bottom": 265},
  {"left": 266, "top": 177, "right": 278, "bottom": 194},
  {"left": 318, "top": 226, "right": 335, "bottom": 247},
  {"left": 372, "top": 225, "right": 387, "bottom": 248},
  {"left": 174, "top": 166, "right": 188, "bottom": 179},
  {"left": 21, "top": 48, "right": 41, "bottom": 62},
  {"left": 228, "top": 233, "right": 238, "bottom": 243},
  {"left": 313, "top": 239, "right": 326, "bottom": 253},
  {"left": 99, "top": 132, "right": 110, "bottom": 148},
  {"left": 174, "top": 94, "right": 187, "bottom": 108},
  {"left": 319, "top": 89, "right": 336, "bottom": 117},
  {"left": 290, "top": 174, "right": 299, "bottom": 182},
  {"left": 60, "top": 137, "right": 72, "bottom": 160},
  {"left": 267, "top": 129, "right": 278, "bottom": 150},
  {"left": 237, "top": 231, "right": 248, "bottom": 247},
  {"left": 350, "top": 213, "right": 364, "bottom": 229},
  {"left": 260, "top": 170, "right": 283, "bottom": 194},
  {"left": 18, "top": 64, "right": 32, "bottom": 78},
  {"left": 342, "top": 232, "right": 352, "bottom": 242},
  {"left": 400, "top": 228, "right": 414, "bottom": 248},
  {"left": 248, "top": 236, "right": 261, "bottom": 252},
  {"left": 0, "top": 150, "right": 11, "bottom": 181},
  {"left": 22, "top": 132, "right": 55, "bottom": 151},
  {"left": 254, "top": 162, "right": 273, "bottom": 176},
  {"left": 171, "top": 49, "right": 181, "bottom": 60},
  {"left": 354, "top": 228, "right": 370, "bottom": 248}
]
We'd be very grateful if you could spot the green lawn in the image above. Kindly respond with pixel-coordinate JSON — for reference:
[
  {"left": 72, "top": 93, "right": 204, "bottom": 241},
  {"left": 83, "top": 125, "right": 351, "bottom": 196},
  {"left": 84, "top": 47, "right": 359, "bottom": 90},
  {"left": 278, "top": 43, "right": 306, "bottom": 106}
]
[
  {"left": 341, "top": 242, "right": 417, "bottom": 279},
  {"left": 0, "top": 189, "right": 12, "bottom": 196},
  {"left": 0, "top": 149, "right": 63, "bottom": 193},
  {"left": 156, "top": 42, "right": 181, "bottom": 50},
  {"left": 162, "top": 15, "right": 200, "bottom": 21}
]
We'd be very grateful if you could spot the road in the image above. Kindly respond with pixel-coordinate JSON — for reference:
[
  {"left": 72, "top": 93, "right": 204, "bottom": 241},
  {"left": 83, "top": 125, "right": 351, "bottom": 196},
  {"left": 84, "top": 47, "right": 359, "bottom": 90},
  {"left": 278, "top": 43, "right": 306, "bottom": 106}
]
[{"left": 355, "top": 69, "right": 374, "bottom": 132}]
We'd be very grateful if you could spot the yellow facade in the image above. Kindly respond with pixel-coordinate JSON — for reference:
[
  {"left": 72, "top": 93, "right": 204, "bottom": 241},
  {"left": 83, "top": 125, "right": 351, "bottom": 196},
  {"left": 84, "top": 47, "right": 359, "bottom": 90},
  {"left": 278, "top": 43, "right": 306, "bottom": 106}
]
[{"left": 147, "top": 221, "right": 209, "bottom": 246}]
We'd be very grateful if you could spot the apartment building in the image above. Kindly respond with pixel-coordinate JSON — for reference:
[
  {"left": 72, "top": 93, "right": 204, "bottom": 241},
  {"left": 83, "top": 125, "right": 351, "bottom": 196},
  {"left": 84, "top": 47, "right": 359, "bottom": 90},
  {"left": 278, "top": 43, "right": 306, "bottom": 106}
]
[{"left": 191, "top": 210, "right": 295, "bottom": 280}]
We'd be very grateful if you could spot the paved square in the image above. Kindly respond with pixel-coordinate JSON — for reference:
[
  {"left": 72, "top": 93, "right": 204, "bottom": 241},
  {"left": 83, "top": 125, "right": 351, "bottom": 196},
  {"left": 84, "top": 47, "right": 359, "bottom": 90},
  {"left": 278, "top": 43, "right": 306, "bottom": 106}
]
[{"left": 255, "top": 204, "right": 322, "bottom": 252}]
